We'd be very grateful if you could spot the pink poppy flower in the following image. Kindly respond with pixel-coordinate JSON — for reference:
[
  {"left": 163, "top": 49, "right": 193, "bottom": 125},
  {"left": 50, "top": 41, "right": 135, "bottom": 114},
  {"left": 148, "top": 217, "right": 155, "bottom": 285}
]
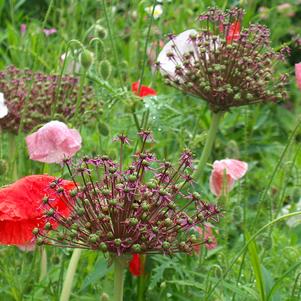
[
  {"left": 295, "top": 63, "right": 301, "bottom": 91},
  {"left": 43, "top": 28, "right": 57, "bottom": 36},
  {"left": 26, "top": 121, "right": 82, "bottom": 164},
  {"left": 20, "top": 24, "right": 27, "bottom": 34},
  {"left": 193, "top": 224, "right": 217, "bottom": 254},
  {"left": 209, "top": 159, "right": 248, "bottom": 197}
]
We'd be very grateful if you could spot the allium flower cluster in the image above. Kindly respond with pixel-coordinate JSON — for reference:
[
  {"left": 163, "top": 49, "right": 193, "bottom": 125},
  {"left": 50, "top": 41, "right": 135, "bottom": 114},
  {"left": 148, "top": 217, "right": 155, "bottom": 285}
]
[
  {"left": 34, "top": 132, "right": 220, "bottom": 255},
  {"left": 0, "top": 65, "right": 101, "bottom": 133},
  {"left": 156, "top": 7, "right": 288, "bottom": 112}
]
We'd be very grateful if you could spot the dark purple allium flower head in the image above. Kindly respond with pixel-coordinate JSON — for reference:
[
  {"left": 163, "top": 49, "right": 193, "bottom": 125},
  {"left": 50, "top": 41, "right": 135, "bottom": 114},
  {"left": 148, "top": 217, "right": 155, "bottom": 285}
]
[
  {"left": 0, "top": 65, "right": 102, "bottom": 133},
  {"left": 34, "top": 132, "right": 220, "bottom": 255},
  {"left": 156, "top": 7, "right": 288, "bottom": 112}
]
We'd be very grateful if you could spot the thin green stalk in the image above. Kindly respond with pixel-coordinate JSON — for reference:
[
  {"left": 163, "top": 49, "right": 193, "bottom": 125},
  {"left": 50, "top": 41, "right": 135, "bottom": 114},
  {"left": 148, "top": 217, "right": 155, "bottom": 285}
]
[
  {"left": 39, "top": 247, "right": 47, "bottom": 281},
  {"left": 137, "top": 0, "right": 156, "bottom": 93},
  {"left": 73, "top": 71, "right": 87, "bottom": 123},
  {"left": 137, "top": 255, "right": 146, "bottom": 301},
  {"left": 193, "top": 111, "right": 223, "bottom": 181},
  {"left": 205, "top": 211, "right": 301, "bottom": 300},
  {"left": 114, "top": 256, "right": 127, "bottom": 301},
  {"left": 59, "top": 249, "right": 82, "bottom": 301}
]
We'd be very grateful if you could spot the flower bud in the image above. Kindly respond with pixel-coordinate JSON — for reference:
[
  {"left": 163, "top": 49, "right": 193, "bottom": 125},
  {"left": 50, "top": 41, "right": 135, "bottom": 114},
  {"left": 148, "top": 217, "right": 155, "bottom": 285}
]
[
  {"left": 99, "top": 60, "right": 112, "bottom": 80},
  {"left": 94, "top": 25, "right": 107, "bottom": 39},
  {"left": 100, "top": 293, "right": 110, "bottom": 301},
  {"left": 80, "top": 49, "right": 94, "bottom": 69}
]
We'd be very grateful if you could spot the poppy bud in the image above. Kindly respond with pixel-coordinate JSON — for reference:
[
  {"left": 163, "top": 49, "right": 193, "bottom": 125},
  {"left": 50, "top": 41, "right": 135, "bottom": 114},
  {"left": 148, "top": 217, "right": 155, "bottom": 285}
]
[
  {"left": 80, "top": 49, "right": 94, "bottom": 69},
  {"left": 94, "top": 25, "right": 107, "bottom": 39},
  {"left": 99, "top": 60, "right": 112, "bottom": 80},
  {"left": 100, "top": 293, "right": 110, "bottom": 301}
]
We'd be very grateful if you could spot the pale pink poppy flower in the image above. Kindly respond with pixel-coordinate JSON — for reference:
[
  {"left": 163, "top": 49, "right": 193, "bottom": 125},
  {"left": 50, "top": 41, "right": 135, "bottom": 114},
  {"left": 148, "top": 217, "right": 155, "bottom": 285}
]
[
  {"left": 43, "top": 28, "right": 57, "bottom": 36},
  {"left": 26, "top": 121, "right": 82, "bottom": 164},
  {"left": 209, "top": 159, "right": 248, "bottom": 197},
  {"left": 193, "top": 224, "right": 217, "bottom": 254},
  {"left": 20, "top": 24, "right": 27, "bottom": 34},
  {"left": 295, "top": 63, "right": 301, "bottom": 91},
  {"left": 0, "top": 92, "right": 8, "bottom": 119},
  {"left": 60, "top": 50, "right": 81, "bottom": 74},
  {"left": 157, "top": 29, "right": 198, "bottom": 78},
  {"left": 277, "top": 3, "right": 295, "bottom": 17}
]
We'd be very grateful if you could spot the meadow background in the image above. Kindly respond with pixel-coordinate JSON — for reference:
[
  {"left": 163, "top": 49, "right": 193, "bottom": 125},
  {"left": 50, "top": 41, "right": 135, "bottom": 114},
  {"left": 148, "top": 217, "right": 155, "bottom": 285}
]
[{"left": 0, "top": 0, "right": 301, "bottom": 300}]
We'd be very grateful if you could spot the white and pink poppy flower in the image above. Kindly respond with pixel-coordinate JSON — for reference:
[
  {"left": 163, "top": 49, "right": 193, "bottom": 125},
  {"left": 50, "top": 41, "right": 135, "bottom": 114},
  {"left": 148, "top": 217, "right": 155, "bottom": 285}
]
[
  {"left": 26, "top": 121, "right": 82, "bottom": 164},
  {"left": 295, "top": 63, "right": 301, "bottom": 91},
  {"left": 61, "top": 50, "right": 81, "bottom": 74},
  {"left": 209, "top": 159, "right": 248, "bottom": 197},
  {"left": 157, "top": 29, "right": 198, "bottom": 78},
  {"left": 193, "top": 224, "right": 217, "bottom": 254},
  {"left": 0, "top": 92, "right": 8, "bottom": 119}
]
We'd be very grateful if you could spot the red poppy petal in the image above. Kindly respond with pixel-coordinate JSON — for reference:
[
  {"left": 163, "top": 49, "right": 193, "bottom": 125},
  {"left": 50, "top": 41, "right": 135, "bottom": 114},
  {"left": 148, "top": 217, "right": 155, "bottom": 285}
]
[
  {"left": 0, "top": 175, "right": 75, "bottom": 245},
  {"left": 131, "top": 81, "right": 157, "bottom": 98},
  {"left": 129, "top": 254, "right": 144, "bottom": 276},
  {"left": 139, "top": 86, "right": 157, "bottom": 97}
]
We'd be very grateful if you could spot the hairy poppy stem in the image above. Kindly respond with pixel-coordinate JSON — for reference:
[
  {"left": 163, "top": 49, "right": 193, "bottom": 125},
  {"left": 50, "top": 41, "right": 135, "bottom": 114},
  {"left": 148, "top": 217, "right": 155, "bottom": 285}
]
[
  {"left": 59, "top": 249, "right": 82, "bottom": 301},
  {"left": 114, "top": 256, "right": 127, "bottom": 301},
  {"left": 39, "top": 247, "right": 47, "bottom": 281},
  {"left": 193, "top": 111, "right": 223, "bottom": 181}
]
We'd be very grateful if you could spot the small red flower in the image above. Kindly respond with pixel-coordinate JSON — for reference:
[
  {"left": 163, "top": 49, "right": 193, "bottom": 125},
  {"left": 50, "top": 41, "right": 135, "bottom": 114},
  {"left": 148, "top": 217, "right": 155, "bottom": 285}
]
[
  {"left": 131, "top": 81, "right": 157, "bottom": 98},
  {"left": 226, "top": 21, "right": 241, "bottom": 44},
  {"left": 0, "top": 175, "right": 75, "bottom": 246},
  {"left": 129, "top": 254, "right": 144, "bottom": 276}
]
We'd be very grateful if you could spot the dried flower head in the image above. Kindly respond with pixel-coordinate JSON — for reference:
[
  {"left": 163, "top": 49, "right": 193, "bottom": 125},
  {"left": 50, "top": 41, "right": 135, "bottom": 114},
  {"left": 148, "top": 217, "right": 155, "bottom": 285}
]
[
  {"left": 156, "top": 7, "right": 288, "bottom": 112},
  {"left": 34, "top": 132, "right": 220, "bottom": 256},
  {"left": 0, "top": 66, "right": 102, "bottom": 133}
]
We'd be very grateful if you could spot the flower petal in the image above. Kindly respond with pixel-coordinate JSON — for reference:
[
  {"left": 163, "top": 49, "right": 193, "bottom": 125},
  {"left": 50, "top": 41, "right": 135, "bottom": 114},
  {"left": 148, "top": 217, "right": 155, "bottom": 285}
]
[
  {"left": 295, "top": 63, "right": 301, "bottom": 91},
  {"left": 157, "top": 29, "right": 198, "bottom": 78},
  {"left": 129, "top": 254, "right": 144, "bottom": 276},
  {"left": 210, "top": 159, "right": 248, "bottom": 196},
  {"left": 131, "top": 82, "right": 157, "bottom": 98},
  {"left": 0, "top": 175, "right": 75, "bottom": 245},
  {"left": 0, "top": 92, "right": 8, "bottom": 119},
  {"left": 26, "top": 121, "right": 82, "bottom": 164}
]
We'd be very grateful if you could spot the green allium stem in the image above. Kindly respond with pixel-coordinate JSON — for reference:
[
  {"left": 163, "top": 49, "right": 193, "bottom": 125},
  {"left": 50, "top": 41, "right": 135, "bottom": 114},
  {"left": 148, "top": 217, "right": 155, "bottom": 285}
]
[
  {"left": 194, "top": 111, "right": 223, "bottom": 181},
  {"left": 59, "top": 249, "right": 82, "bottom": 301},
  {"left": 39, "top": 247, "right": 47, "bottom": 281},
  {"left": 114, "top": 256, "right": 127, "bottom": 301},
  {"left": 137, "top": 255, "right": 146, "bottom": 301}
]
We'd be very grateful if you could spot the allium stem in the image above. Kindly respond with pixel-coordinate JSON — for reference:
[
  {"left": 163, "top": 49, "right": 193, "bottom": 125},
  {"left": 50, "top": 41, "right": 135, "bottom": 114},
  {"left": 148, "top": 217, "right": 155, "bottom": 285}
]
[
  {"left": 59, "top": 249, "right": 82, "bottom": 301},
  {"left": 114, "top": 256, "right": 127, "bottom": 301},
  {"left": 39, "top": 247, "right": 47, "bottom": 281},
  {"left": 194, "top": 111, "right": 223, "bottom": 181}
]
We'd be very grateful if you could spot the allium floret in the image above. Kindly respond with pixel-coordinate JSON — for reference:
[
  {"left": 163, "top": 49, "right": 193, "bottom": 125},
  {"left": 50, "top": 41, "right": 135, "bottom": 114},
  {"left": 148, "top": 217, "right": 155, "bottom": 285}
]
[
  {"left": 34, "top": 132, "right": 220, "bottom": 255},
  {"left": 156, "top": 7, "right": 288, "bottom": 112}
]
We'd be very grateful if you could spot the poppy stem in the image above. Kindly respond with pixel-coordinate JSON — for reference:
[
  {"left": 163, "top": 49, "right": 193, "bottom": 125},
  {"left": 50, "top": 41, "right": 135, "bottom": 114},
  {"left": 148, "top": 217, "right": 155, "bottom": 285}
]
[
  {"left": 113, "top": 256, "right": 127, "bottom": 301},
  {"left": 193, "top": 111, "right": 223, "bottom": 181},
  {"left": 59, "top": 249, "right": 82, "bottom": 301},
  {"left": 39, "top": 247, "right": 47, "bottom": 281}
]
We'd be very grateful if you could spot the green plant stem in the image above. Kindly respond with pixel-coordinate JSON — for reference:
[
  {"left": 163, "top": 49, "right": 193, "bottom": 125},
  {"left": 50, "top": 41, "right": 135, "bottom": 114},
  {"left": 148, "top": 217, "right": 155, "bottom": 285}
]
[
  {"left": 193, "top": 111, "right": 223, "bottom": 181},
  {"left": 137, "top": 255, "right": 146, "bottom": 301},
  {"left": 59, "top": 249, "right": 82, "bottom": 301},
  {"left": 39, "top": 247, "right": 47, "bottom": 281},
  {"left": 114, "top": 256, "right": 127, "bottom": 301}
]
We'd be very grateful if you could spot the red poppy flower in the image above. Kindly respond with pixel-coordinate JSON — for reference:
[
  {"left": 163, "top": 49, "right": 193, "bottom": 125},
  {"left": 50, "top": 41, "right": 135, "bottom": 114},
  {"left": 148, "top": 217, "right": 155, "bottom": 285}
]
[
  {"left": 226, "top": 21, "right": 241, "bottom": 44},
  {"left": 129, "top": 254, "right": 144, "bottom": 276},
  {"left": 0, "top": 175, "right": 75, "bottom": 245},
  {"left": 131, "top": 81, "right": 157, "bottom": 98}
]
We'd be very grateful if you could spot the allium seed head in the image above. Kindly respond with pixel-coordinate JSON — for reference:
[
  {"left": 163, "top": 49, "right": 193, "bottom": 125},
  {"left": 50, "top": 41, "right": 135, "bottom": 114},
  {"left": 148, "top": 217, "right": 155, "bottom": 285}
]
[
  {"left": 0, "top": 66, "right": 102, "bottom": 133},
  {"left": 156, "top": 7, "right": 288, "bottom": 112},
  {"left": 35, "top": 131, "right": 220, "bottom": 256}
]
